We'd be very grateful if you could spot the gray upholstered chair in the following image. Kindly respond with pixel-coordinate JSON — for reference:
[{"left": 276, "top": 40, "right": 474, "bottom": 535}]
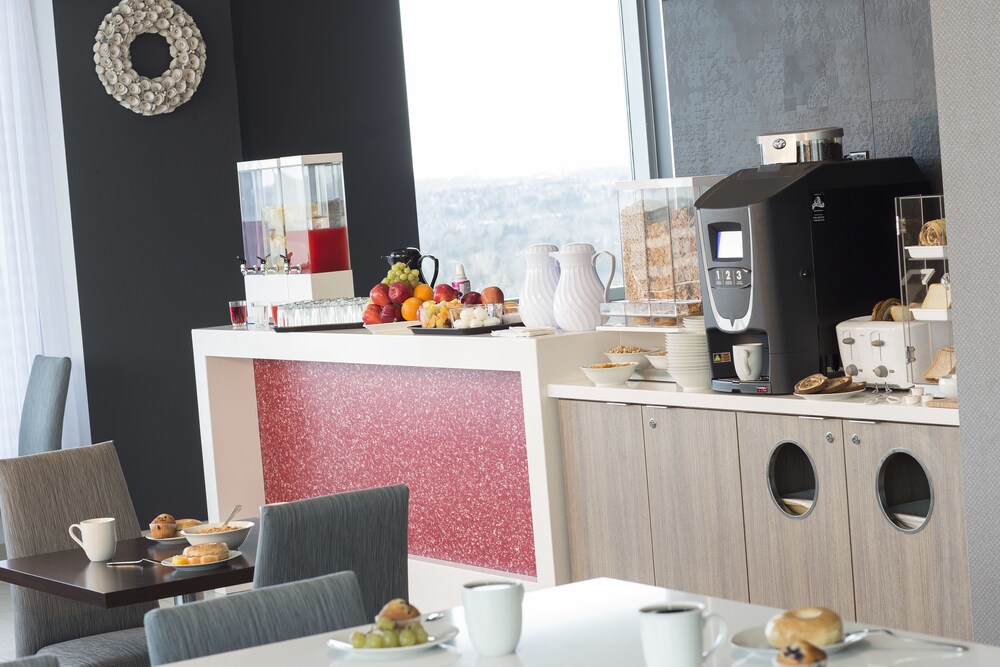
[
  {"left": 18, "top": 355, "right": 71, "bottom": 456},
  {"left": 253, "top": 485, "right": 409, "bottom": 619},
  {"left": 0, "top": 442, "right": 154, "bottom": 666},
  {"left": 0, "top": 656, "right": 60, "bottom": 667},
  {"left": 144, "top": 571, "right": 366, "bottom": 665}
]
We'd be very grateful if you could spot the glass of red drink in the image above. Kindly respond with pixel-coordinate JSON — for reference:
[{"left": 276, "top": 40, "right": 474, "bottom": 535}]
[{"left": 229, "top": 300, "right": 247, "bottom": 328}]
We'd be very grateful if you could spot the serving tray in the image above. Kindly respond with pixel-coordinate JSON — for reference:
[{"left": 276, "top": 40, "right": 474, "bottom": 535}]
[
  {"left": 411, "top": 323, "right": 513, "bottom": 335},
  {"left": 273, "top": 322, "right": 364, "bottom": 333}
]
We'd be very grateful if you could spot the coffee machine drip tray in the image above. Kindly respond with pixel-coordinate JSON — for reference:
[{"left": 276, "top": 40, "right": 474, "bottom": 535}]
[{"left": 712, "top": 378, "right": 773, "bottom": 394}]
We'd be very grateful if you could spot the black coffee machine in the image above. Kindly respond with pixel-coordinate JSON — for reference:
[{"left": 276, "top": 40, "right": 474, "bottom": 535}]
[{"left": 694, "top": 156, "right": 926, "bottom": 394}]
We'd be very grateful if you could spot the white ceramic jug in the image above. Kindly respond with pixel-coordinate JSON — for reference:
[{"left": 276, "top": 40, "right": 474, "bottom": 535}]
[
  {"left": 551, "top": 243, "right": 616, "bottom": 331},
  {"left": 518, "top": 244, "right": 561, "bottom": 328}
]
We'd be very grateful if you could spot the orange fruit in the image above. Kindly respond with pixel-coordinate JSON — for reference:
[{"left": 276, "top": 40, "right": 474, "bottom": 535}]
[
  {"left": 413, "top": 284, "right": 433, "bottom": 302},
  {"left": 401, "top": 297, "right": 423, "bottom": 321}
]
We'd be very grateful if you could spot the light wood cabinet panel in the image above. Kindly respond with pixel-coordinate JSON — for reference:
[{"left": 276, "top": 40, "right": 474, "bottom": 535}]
[
  {"left": 737, "top": 413, "right": 856, "bottom": 619},
  {"left": 843, "top": 421, "right": 971, "bottom": 639},
  {"left": 558, "top": 400, "right": 655, "bottom": 584},
  {"left": 643, "top": 406, "right": 749, "bottom": 601}
]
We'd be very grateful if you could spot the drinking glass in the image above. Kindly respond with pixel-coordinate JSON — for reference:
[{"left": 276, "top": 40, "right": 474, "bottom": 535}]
[
  {"left": 250, "top": 301, "right": 269, "bottom": 330},
  {"left": 229, "top": 300, "right": 247, "bottom": 328}
]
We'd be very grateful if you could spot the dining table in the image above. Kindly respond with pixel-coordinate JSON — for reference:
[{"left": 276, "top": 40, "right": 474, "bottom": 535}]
[
  {"left": 165, "top": 576, "right": 998, "bottom": 665},
  {"left": 0, "top": 521, "right": 257, "bottom": 607}
]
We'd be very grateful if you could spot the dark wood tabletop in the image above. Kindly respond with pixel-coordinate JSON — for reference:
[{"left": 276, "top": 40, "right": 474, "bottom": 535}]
[{"left": 0, "top": 521, "right": 258, "bottom": 608}]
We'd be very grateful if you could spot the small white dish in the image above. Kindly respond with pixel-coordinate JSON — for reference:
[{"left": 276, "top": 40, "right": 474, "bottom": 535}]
[
  {"left": 581, "top": 362, "right": 638, "bottom": 387},
  {"left": 326, "top": 620, "right": 459, "bottom": 659},
  {"left": 364, "top": 321, "right": 421, "bottom": 335},
  {"left": 645, "top": 353, "right": 669, "bottom": 370},
  {"left": 143, "top": 533, "right": 188, "bottom": 544},
  {"left": 731, "top": 625, "right": 865, "bottom": 658},
  {"left": 161, "top": 550, "right": 242, "bottom": 572},
  {"left": 794, "top": 388, "right": 868, "bottom": 401},
  {"left": 605, "top": 350, "right": 659, "bottom": 370}
]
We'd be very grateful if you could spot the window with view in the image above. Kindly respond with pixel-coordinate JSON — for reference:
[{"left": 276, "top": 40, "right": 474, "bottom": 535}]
[{"left": 399, "top": 0, "right": 631, "bottom": 297}]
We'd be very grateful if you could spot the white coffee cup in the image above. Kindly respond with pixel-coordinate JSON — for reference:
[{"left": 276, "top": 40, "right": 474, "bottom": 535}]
[
  {"left": 733, "top": 343, "right": 764, "bottom": 381},
  {"left": 462, "top": 580, "right": 523, "bottom": 656},
  {"left": 639, "top": 602, "right": 727, "bottom": 667},
  {"left": 68, "top": 517, "right": 117, "bottom": 562}
]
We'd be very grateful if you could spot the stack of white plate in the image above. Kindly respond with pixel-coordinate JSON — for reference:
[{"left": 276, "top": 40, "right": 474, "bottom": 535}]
[
  {"left": 682, "top": 315, "right": 705, "bottom": 333},
  {"left": 665, "top": 328, "right": 711, "bottom": 391}
]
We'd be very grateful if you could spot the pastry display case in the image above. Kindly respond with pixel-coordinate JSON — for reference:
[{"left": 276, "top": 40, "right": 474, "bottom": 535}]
[
  {"left": 896, "top": 194, "right": 955, "bottom": 394},
  {"left": 601, "top": 176, "right": 724, "bottom": 330}
]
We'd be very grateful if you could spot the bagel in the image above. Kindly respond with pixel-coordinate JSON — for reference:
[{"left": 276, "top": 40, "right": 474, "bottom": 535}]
[
  {"left": 182, "top": 542, "right": 229, "bottom": 560},
  {"left": 765, "top": 607, "right": 843, "bottom": 648}
]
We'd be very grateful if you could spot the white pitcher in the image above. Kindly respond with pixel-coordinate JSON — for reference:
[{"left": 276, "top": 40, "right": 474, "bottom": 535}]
[
  {"left": 518, "top": 244, "right": 561, "bottom": 328},
  {"left": 551, "top": 243, "right": 616, "bottom": 331}
]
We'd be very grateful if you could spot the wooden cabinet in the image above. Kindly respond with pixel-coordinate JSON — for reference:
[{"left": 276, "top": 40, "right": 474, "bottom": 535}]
[
  {"left": 643, "top": 406, "right": 749, "bottom": 601},
  {"left": 843, "top": 421, "right": 972, "bottom": 639},
  {"left": 558, "top": 400, "right": 654, "bottom": 584},
  {"left": 736, "top": 413, "right": 856, "bottom": 618},
  {"left": 558, "top": 399, "right": 971, "bottom": 636}
]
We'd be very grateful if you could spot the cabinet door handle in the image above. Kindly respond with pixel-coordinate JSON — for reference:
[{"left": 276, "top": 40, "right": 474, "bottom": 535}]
[
  {"left": 605, "top": 402, "right": 628, "bottom": 407},
  {"left": 847, "top": 420, "right": 878, "bottom": 425},
  {"left": 798, "top": 415, "right": 824, "bottom": 421}
]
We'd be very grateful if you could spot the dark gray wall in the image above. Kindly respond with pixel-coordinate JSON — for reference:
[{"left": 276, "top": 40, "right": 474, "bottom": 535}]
[
  {"left": 663, "top": 0, "right": 941, "bottom": 190},
  {"left": 930, "top": 0, "right": 999, "bottom": 645},
  {"left": 52, "top": 0, "right": 419, "bottom": 522}
]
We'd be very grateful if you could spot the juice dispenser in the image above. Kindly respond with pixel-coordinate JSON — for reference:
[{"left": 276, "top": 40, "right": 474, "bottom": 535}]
[{"left": 237, "top": 153, "right": 354, "bottom": 305}]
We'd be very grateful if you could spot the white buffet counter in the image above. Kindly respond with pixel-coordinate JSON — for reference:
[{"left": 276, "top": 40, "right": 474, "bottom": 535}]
[{"left": 191, "top": 326, "right": 958, "bottom": 610}]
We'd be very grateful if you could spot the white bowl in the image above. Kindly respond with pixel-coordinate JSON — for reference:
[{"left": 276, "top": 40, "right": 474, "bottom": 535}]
[
  {"left": 581, "top": 362, "right": 638, "bottom": 387},
  {"left": 181, "top": 520, "right": 254, "bottom": 549},
  {"left": 669, "top": 368, "right": 712, "bottom": 390},
  {"left": 605, "top": 350, "right": 659, "bottom": 370},
  {"left": 646, "top": 353, "right": 669, "bottom": 370}
]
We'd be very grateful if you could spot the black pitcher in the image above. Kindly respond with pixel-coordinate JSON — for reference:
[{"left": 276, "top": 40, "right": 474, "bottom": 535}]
[{"left": 382, "top": 247, "right": 439, "bottom": 286}]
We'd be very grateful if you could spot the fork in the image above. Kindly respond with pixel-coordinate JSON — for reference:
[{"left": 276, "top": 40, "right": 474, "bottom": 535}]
[
  {"left": 106, "top": 558, "right": 161, "bottom": 566},
  {"left": 845, "top": 628, "right": 967, "bottom": 652}
]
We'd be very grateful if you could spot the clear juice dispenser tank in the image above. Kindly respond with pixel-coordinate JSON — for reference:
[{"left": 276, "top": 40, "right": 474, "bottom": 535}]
[
  {"left": 236, "top": 158, "right": 285, "bottom": 271},
  {"left": 278, "top": 153, "right": 350, "bottom": 274}
]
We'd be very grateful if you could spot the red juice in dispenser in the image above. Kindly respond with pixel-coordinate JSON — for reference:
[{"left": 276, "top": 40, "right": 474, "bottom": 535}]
[{"left": 279, "top": 154, "right": 350, "bottom": 273}]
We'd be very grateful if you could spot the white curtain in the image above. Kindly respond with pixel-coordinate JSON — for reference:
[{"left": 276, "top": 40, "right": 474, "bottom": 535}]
[{"left": 0, "top": 0, "right": 90, "bottom": 455}]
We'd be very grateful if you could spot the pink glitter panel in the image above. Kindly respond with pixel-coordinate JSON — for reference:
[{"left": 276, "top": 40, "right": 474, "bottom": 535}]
[{"left": 254, "top": 360, "right": 536, "bottom": 577}]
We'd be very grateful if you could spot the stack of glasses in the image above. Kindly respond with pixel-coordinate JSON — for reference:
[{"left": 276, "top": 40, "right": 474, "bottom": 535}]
[{"left": 274, "top": 297, "right": 368, "bottom": 330}]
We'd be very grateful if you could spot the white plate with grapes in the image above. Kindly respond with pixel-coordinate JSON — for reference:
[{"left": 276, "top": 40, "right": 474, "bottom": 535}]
[{"left": 327, "top": 619, "right": 459, "bottom": 659}]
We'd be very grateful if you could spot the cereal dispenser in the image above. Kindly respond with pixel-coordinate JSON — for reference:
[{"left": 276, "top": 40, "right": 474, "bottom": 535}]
[{"left": 237, "top": 153, "right": 355, "bottom": 305}]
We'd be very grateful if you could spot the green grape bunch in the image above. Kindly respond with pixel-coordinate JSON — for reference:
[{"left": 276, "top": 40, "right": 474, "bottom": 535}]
[{"left": 381, "top": 262, "right": 421, "bottom": 288}]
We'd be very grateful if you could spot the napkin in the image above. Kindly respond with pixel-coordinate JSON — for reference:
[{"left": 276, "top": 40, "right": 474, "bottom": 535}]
[{"left": 491, "top": 327, "right": 557, "bottom": 338}]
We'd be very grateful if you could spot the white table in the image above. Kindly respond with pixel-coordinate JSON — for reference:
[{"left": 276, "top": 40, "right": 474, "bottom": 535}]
[{"left": 169, "top": 578, "right": 995, "bottom": 665}]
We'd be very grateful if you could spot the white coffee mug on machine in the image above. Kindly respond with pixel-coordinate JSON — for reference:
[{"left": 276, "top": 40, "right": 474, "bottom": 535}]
[
  {"left": 462, "top": 580, "right": 523, "bottom": 656},
  {"left": 68, "top": 517, "right": 117, "bottom": 562},
  {"left": 733, "top": 343, "right": 764, "bottom": 382},
  {"left": 639, "top": 602, "right": 727, "bottom": 667}
]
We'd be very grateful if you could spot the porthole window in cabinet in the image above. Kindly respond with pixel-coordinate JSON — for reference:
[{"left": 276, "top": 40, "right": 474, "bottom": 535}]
[
  {"left": 877, "top": 450, "right": 933, "bottom": 533},
  {"left": 767, "top": 441, "right": 818, "bottom": 519}
]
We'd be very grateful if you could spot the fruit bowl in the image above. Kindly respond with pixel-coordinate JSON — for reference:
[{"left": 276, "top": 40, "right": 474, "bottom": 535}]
[
  {"left": 605, "top": 349, "right": 658, "bottom": 370},
  {"left": 448, "top": 303, "right": 504, "bottom": 330},
  {"left": 181, "top": 521, "right": 254, "bottom": 549},
  {"left": 581, "top": 362, "right": 638, "bottom": 387}
]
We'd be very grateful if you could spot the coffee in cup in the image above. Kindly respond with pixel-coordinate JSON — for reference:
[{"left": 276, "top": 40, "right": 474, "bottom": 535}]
[
  {"left": 639, "top": 602, "right": 727, "bottom": 667},
  {"left": 462, "top": 580, "right": 523, "bottom": 656}
]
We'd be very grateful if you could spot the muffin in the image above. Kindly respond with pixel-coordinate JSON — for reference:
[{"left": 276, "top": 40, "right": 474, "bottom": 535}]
[
  {"left": 774, "top": 641, "right": 828, "bottom": 666},
  {"left": 149, "top": 513, "right": 176, "bottom": 539}
]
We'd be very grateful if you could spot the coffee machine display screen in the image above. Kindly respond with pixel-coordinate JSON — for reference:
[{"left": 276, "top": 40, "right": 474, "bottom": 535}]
[{"left": 716, "top": 230, "right": 744, "bottom": 259}]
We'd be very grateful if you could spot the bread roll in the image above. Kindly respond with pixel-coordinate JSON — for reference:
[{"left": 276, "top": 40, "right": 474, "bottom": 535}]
[
  {"left": 175, "top": 519, "right": 201, "bottom": 531},
  {"left": 182, "top": 542, "right": 229, "bottom": 559},
  {"left": 765, "top": 607, "right": 843, "bottom": 648}
]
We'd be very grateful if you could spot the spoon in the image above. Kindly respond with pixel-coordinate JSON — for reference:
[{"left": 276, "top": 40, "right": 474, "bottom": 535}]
[
  {"left": 218, "top": 504, "right": 242, "bottom": 530},
  {"left": 107, "top": 558, "right": 161, "bottom": 567},
  {"left": 844, "top": 628, "right": 967, "bottom": 652}
]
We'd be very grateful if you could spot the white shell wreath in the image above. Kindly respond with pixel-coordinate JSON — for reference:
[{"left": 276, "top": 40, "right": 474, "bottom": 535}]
[{"left": 93, "top": 0, "right": 206, "bottom": 116}]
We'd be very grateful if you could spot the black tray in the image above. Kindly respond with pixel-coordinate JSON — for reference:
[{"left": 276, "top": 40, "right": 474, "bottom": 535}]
[
  {"left": 273, "top": 321, "right": 365, "bottom": 333},
  {"left": 411, "top": 323, "right": 514, "bottom": 336}
]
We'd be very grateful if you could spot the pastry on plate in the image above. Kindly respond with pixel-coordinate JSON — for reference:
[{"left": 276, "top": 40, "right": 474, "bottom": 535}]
[
  {"left": 774, "top": 640, "right": 828, "bottom": 666},
  {"left": 766, "top": 606, "right": 843, "bottom": 648}
]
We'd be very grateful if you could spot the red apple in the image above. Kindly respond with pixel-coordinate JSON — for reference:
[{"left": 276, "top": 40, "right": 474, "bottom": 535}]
[
  {"left": 380, "top": 304, "right": 402, "bottom": 323},
  {"left": 434, "top": 284, "right": 458, "bottom": 303},
  {"left": 461, "top": 291, "right": 482, "bottom": 304},
  {"left": 388, "top": 281, "right": 414, "bottom": 305},
  {"left": 362, "top": 303, "right": 382, "bottom": 325},
  {"left": 481, "top": 286, "right": 504, "bottom": 304},
  {"left": 370, "top": 283, "right": 390, "bottom": 307}
]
